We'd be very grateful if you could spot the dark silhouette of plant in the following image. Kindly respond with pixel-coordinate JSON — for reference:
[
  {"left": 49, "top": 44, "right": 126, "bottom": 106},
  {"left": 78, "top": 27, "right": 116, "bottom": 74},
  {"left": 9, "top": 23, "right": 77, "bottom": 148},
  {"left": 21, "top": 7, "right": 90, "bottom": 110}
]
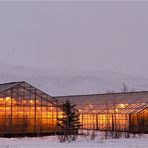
[{"left": 57, "top": 100, "right": 81, "bottom": 142}]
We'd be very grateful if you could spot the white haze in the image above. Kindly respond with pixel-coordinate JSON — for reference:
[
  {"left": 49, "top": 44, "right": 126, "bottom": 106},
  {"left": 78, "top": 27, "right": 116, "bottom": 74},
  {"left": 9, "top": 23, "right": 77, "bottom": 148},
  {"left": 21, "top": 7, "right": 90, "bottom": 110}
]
[{"left": 0, "top": 63, "right": 148, "bottom": 96}]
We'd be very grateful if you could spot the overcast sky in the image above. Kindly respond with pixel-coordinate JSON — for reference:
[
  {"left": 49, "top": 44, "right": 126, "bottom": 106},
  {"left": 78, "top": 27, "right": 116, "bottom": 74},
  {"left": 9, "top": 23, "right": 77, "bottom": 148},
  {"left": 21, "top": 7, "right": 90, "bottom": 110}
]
[{"left": 0, "top": 1, "right": 148, "bottom": 77}]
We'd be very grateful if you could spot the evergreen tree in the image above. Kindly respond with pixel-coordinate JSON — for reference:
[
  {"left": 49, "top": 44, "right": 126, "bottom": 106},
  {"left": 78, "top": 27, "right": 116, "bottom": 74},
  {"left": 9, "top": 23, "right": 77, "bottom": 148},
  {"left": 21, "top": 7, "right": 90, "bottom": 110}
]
[{"left": 57, "top": 100, "right": 81, "bottom": 142}]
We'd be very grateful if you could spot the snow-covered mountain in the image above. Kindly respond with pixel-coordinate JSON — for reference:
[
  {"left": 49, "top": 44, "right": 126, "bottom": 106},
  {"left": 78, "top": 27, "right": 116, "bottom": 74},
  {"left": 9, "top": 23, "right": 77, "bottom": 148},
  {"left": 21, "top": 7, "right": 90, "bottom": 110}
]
[{"left": 0, "top": 63, "right": 148, "bottom": 96}]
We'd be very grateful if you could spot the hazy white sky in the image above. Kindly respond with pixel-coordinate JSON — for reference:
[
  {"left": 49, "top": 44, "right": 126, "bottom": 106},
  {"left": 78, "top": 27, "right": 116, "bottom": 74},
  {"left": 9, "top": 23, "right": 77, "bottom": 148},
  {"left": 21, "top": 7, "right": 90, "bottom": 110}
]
[{"left": 0, "top": 1, "right": 148, "bottom": 77}]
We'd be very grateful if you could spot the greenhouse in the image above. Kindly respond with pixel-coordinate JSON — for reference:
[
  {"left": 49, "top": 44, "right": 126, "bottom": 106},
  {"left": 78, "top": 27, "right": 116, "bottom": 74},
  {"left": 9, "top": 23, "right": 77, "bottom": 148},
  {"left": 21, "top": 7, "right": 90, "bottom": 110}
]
[
  {"left": 55, "top": 92, "right": 148, "bottom": 134},
  {"left": 0, "top": 81, "right": 148, "bottom": 137},
  {"left": 0, "top": 81, "right": 63, "bottom": 137}
]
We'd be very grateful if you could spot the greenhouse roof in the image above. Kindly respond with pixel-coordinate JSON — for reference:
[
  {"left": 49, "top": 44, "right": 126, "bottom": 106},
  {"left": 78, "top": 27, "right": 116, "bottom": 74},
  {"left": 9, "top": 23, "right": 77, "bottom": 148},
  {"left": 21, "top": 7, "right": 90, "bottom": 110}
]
[
  {"left": 0, "top": 81, "right": 24, "bottom": 94},
  {"left": 0, "top": 81, "right": 62, "bottom": 107},
  {"left": 54, "top": 91, "right": 148, "bottom": 114}
]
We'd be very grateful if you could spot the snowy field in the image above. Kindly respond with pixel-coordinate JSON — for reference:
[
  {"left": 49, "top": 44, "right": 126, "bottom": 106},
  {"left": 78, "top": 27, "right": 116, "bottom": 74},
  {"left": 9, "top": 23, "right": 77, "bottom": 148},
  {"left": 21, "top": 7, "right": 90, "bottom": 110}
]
[{"left": 0, "top": 133, "right": 147, "bottom": 148}]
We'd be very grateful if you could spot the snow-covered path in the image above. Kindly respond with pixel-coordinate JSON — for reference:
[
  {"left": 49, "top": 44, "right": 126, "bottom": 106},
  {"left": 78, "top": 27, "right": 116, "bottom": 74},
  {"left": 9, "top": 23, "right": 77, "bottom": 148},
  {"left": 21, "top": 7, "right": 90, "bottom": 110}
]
[{"left": 0, "top": 135, "right": 147, "bottom": 148}]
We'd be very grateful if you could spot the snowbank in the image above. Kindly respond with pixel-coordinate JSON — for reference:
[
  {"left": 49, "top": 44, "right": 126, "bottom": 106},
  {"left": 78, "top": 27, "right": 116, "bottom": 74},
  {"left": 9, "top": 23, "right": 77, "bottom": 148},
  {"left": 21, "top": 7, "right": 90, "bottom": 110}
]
[{"left": 0, "top": 134, "right": 147, "bottom": 148}]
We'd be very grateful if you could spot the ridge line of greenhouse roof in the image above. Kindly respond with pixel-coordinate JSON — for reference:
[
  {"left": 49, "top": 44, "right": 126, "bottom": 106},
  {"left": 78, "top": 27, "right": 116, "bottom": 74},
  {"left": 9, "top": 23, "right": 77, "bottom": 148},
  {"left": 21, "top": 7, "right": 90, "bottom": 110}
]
[
  {"left": 1, "top": 81, "right": 148, "bottom": 98},
  {"left": 0, "top": 81, "right": 25, "bottom": 86},
  {"left": 0, "top": 81, "right": 25, "bottom": 94},
  {"left": 0, "top": 81, "right": 64, "bottom": 105},
  {"left": 54, "top": 90, "right": 148, "bottom": 98}
]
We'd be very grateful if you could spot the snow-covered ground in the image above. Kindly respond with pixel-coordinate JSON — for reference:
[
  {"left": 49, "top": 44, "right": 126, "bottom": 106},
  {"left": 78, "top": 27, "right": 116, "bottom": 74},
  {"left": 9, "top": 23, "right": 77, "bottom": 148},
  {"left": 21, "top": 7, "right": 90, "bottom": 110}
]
[{"left": 0, "top": 134, "right": 147, "bottom": 148}]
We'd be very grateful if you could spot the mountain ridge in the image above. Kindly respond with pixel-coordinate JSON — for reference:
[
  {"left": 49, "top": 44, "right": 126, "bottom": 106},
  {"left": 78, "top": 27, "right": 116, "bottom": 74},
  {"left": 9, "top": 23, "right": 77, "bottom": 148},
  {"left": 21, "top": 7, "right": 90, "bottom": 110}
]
[{"left": 0, "top": 63, "right": 148, "bottom": 96}]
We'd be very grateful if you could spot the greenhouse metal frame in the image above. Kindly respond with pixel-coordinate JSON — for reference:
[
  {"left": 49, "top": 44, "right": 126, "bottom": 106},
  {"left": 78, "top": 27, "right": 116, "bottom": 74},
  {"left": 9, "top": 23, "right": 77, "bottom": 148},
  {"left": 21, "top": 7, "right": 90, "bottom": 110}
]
[
  {"left": 55, "top": 92, "right": 148, "bottom": 134},
  {"left": 0, "top": 81, "right": 148, "bottom": 137},
  {"left": 0, "top": 81, "right": 63, "bottom": 137}
]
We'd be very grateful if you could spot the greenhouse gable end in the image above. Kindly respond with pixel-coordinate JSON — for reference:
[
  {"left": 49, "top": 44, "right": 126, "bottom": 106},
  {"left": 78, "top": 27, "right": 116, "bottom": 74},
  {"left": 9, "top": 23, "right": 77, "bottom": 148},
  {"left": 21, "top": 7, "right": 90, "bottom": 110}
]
[{"left": 0, "top": 81, "right": 63, "bottom": 137}]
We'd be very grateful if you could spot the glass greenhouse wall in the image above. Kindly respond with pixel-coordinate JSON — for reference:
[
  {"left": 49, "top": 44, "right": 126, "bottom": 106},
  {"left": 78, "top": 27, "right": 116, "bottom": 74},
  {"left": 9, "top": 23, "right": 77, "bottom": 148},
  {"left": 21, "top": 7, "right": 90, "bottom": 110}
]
[
  {"left": 55, "top": 92, "right": 148, "bottom": 134},
  {"left": 79, "top": 113, "right": 129, "bottom": 132},
  {"left": 0, "top": 82, "right": 63, "bottom": 136},
  {"left": 129, "top": 107, "right": 148, "bottom": 133},
  {"left": 0, "top": 81, "right": 148, "bottom": 136}
]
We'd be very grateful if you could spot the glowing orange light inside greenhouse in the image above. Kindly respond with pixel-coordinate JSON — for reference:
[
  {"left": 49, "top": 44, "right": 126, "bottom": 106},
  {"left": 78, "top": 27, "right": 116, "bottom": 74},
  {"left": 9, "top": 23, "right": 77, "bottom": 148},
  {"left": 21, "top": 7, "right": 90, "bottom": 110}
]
[
  {"left": 50, "top": 107, "right": 53, "bottom": 110},
  {"left": 115, "top": 109, "right": 118, "bottom": 112},
  {"left": 6, "top": 107, "right": 10, "bottom": 110},
  {"left": 0, "top": 98, "right": 3, "bottom": 101},
  {"left": 29, "top": 100, "right": 33, "bottom": 104},
  {"left": 120, "top": 104, "right": 125, "bottom": 108},
  {"left": 22, "top": 100, "right": 26, "bottom": 104},
  {"left": 6, "top": 97, "right": 11, "bottom": 101}
]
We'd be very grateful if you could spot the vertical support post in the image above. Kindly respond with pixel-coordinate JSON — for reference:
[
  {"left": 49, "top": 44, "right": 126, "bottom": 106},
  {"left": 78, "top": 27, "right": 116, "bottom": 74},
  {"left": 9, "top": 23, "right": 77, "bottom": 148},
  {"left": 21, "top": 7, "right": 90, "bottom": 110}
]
[
  {"left": 126, "top": 114, "right": 130, "bottom": 138},
  {"left": 34, "top": 90, "right": 37, "bottom": 133},
  {"left": 81, "top": 114, "right": 83, "bottom": 129},
  {"left": 112, "top": 114, "right": 114, "bottom": 132},
  {"left": 96, "top": 114, "right": 98, "bottom": 130},
  {"left": 56, "top": 100, "right": 58, "bottom": 135},
  {"left": 51, "top": 98, "right": 53, "bottom": 132},
  {"left": 41, "top": 94, "right": 42, "bottom": 132},
  {"left": 10, "top": 88, "right": 13, "bottom": 134},
  {"left": 4, "top": 93, "right": 6, "bottom": 132}
]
